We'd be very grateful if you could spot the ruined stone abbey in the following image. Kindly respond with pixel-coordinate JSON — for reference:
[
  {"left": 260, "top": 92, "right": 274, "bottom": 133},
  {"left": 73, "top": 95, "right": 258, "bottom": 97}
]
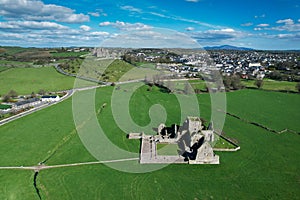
[{"left": 128, "top": 116, "right": 220, "bottom": 164}]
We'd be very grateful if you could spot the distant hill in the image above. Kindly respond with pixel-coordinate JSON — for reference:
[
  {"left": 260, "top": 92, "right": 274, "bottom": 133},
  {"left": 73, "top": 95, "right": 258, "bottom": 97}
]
[{"left": 204, "top": 45, "right": 254, "bottom": 51}]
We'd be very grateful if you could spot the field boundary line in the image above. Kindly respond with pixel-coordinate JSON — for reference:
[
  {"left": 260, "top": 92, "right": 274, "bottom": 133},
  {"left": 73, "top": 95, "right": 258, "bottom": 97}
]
[{"left": 217, "top": 109, "right": 300, "bottom": 135}]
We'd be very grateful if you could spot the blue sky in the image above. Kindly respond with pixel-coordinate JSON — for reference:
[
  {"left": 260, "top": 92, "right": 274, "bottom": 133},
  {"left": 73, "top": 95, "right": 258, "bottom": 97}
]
[{"left": 0, "top": 0, "right": 299, "bottom": 49}]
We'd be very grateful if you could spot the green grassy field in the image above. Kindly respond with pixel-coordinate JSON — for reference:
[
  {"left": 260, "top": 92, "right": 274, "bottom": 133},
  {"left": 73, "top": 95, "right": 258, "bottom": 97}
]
[
  {"left": 76, "top": 58, "right": 160, "bottom": 82},
  {"left": 0, "top": 46, "right": 32, "bottom": 56},
  {"left": 0, "top": 67, "right": 76, "bottom": 95},
  {"left": 0, "top": 170, "right": 37, "bottom": 200},
  {"left": 0, "top": 60, "right": 33, "bottom": 68},
  {"left": 242, "top": 79, "right": 297, "bottom": 92},
  {"left": 0, "top": 86, "right": 299, "bottom": 199},
  {"left": 157, "top": 143, "right": 179, "bottom": 155},
  {"left": 226, "top": 89, "right": 300, "bottom": 131},
  {"left": 50, "top": 52, "right": 89, "bottom": 58},
  {"left": 100, "top": 59, "right": 134, "bottom": 82},
  {"left": 0, "top": 66, "right": 9, "bottom": 72}
]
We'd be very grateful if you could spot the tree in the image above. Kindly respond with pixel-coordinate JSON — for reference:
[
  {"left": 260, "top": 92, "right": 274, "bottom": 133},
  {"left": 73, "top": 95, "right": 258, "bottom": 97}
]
[
  {"left": 8, "top": 90, "right": 18, "bottom": 98},
  {"left": 296, "top": 82, "right": 300, "bottom": 93},
  {"left": 231, "top": 75, "right": 243, "bottom": 90},
  {"left": 31, "top": 91, "right": 36, "bottom": 98},
  {"left": 223, "top": 76, "right": 232, "bottom": 91},
  {"left": 254, "top": 79, "right": 264, "bottom": 89},
  {"left": 38, "top": 89, "right": 46, "bottom": 95},
  {"left": 2, "top": 94, "right": 10, "bottom": 102}
]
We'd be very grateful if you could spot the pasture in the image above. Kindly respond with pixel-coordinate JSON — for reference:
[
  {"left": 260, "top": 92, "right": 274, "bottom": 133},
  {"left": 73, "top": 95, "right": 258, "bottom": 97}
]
[
  {"left": 0, "top": 85, "right": 299, "bottom": 199},
  {"left": 50, "top": 51, "right": 89, "bottom": 58},
  {"left": 0, "top": 67, "right": 75, "bottom": 95},
  {"left": 76, "top": 58, "right": 160, "bottom": 82},
  {"left": 242, "top": 79, "right": 297, "bottom": 92}
]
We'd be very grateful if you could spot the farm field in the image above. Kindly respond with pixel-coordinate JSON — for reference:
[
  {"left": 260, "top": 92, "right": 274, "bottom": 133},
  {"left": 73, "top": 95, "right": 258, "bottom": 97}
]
[
  {"left": 75, "top": 58, "right": 160, "bottom": 82},
  {"left": 225, "top": 89, "right": 300, "bottom": 131},
  {"left": 0, "top": 60, "right": 34, "bottom": 68},
  {"left": 0, "top": 67, "right": 76, "bottom": 95},
  {"left": 50, "top": 51, "right": 89, "bottom": 58},
  {"left": 0, "top": 170, "right": 37, "bottom": 200},
  {"left": 242, "top": 79, "right": 297, "bottom": 92},
  {"left": 0, "top": 86, "right": 299, "bottom": 199}
]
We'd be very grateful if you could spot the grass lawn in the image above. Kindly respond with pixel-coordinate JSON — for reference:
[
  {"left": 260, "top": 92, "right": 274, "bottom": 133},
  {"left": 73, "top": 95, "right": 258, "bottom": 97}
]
[
  {"left": 0, "top": 46, "right": 30, "bottom": 56},
  {"left": 0, "top": 86, "right": 299, "bottom": 199},
  {"left": 75, "top": 58, "right": 160, "bottom": 83},
  {"left": 213, "top": 135, "right": 237, "bottom": 149},
  {"left": 0, "top": 67, "right": 76, "bottom": 95},
  {"left": 100, "top": 59, "right": 134, "bottom": 82},
  {"left": 50, "top": 52, "right": 89, "bottom": 58},
  {"left": 161, "top": 79, "right": 207, "bottom": 93},
  {"left": 242, "top": 79, "right": 297, "bottom": 92},
  {"left": 0, "top": 66, "right": 9, "bottom": 72},
  {"left": 137, "top": 62, "right": 156, "bottom": 69},
  {"left": 0, "top": 60, "right": 33, "bottom": 68},
  {"left": 157, "top": 143, "right": 179, "bottom": 155},
  {"left": 226, "top": 89, "right": 300, "bottom": 131},
  {"left": 0, "top": 170, "right": 37, "bottom": 200}
]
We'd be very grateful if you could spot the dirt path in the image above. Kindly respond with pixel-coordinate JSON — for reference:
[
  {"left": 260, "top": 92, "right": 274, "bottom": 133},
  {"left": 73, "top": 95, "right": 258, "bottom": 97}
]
[{"left": 0, "top": 158, "right": 139, "bottom": 172}]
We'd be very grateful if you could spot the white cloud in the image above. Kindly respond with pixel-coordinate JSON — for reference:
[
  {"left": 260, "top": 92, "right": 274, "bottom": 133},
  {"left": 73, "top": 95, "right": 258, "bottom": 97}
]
[
  {"left": 90, "top": 31, "right": 110, "bottom": 36},
  {"left": 219, "top": 28, "right": 235, "bottom": 32},
  {"left": 255, "top": 14, "right": 266, "bottom": 18},
  {"left": 99, "top": 21, "right": 152, "bottom": 31},
  {"left": 241, "top": 22, "right": 253, "bottom": 27},
  {"left": 88, "top": 12, "right": 100, "bottom": 17},
  {"left": 268, "top": 19, "right": 300, "bottom": 31},
  {"left": 190, "top": 28, "right": 246, "bottom": 44},
  {"left": 120, "top": 5, "right": 142, "bottom": 13},
  {"left": 0, "top": 0, "right": 89, "bottom": 23},
  {"left": 88, "top": 9, "right": 107, "bottom": 17},
  {"left": 99, "top": 21, "right": 111, "bottom": 26},
  {"left": 148, "top": 12, "right": 222, "bottom": 29},
  {"left": 80, "top": 25, "right": 91, "bottom": 32},
  {"left": 253, "top": 19, "right": 300, "bottom": 32},
  {"left": 185, "top": 0, "right": 200, "bottom": 2},
  {"left": 185, "top": 27, "right": 195, "bottom": 31},
  {"left": 101, "top": 28, "right": 199, "bottom": 48},
  {"left": 120, "top": 5, "right": 221, "bottom": 29},
  {"left": 0, "top": 26, "right": 111, "bottom": 47},
  {"left": 276, "top": 19, "right": 294, "bottom": 25},
  {"left": 0, "top": 21, "right": 68, "bottom": 31},
  {"left": 257, "top": 24, "right": 269, "bottom": 27},
  {"left": 266, "top": 33, "right": 300, "bottom": 41}
]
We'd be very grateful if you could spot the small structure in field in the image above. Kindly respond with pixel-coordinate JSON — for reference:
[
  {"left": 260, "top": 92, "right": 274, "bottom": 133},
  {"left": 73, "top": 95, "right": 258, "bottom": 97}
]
[
  {"left": 41, "top": 95, "right": 60, "bottom": 103},
  {"left": 128, "top": 116, "right": 221, "bottom": 165}
]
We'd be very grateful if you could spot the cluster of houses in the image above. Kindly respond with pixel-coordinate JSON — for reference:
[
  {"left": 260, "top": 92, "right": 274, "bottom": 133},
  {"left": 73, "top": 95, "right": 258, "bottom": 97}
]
[
  {"left": 121, "top": 48, "right": 299, "bottom": 80},
  {"left": 210, "top": 50, "right": 299, "bottom": 79}
]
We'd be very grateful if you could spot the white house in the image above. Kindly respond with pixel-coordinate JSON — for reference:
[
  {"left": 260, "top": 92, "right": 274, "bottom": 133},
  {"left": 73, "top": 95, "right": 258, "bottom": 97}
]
[{"left": 41, "top": 95, "right": 60, "bottom": 102}]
